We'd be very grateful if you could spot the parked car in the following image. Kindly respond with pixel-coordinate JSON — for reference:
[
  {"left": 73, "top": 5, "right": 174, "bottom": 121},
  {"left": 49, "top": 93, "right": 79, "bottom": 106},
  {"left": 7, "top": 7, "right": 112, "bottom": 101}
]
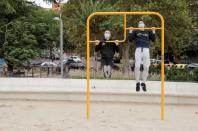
[
  {"left": 150, "top": 59, "right": 155, "bottom": 64},
  {"left": 68, "top": 61, "right": 86, "bottom": 70},
  {"left": 52, "top": 53, "right": 60, "bottom": 60},
  {"left": 188, "top": 63, "right": 198, "bottom": 69},
  {"left": 30, "top": 60, "right": 42, "bottom": 66},
  {"left": 65, "top": 58, "right": 75, "bottom": 65},
  {"left": 58, "top": 58, "right": 85, "bottom": 71},
  {"left": 187, "top": 63, "right": 198, "bottom": 73},
  {"left": 41, "top": 62, "right": 57, "bottom": 67},
  {"left": 23, "top": 59, "right": 43, "bottom": 70},
  {"left": 70, "top": 56, "right": 81, "bottom": 62},
  {"left": 186, "top": 63, "right": 198, "bottom": 75},
  {"left": 57, "top": 58, "right": 75, "bottom": 68}
]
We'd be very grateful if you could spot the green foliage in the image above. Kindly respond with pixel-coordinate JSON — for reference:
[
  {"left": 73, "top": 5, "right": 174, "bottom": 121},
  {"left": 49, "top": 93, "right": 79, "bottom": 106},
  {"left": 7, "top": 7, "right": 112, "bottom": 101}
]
[
  {"left": 165, "top": 67, "right": 193, "bottom": 81},
  {"left": 186, "top": 0, "right": 198, "bottom": 27},
  {"left": 30, "top": 8, "right": 59, "bottom": 49},
  {"left": 62, "top": 0, "right": 118, "bottom": 56},
  {"left": 1, "top": 19, "right": 39, "bottom": 67},
  {"left": 149, "top": 65, "right": 198, "bottom": 82},
  {"left": 0, "top": 0, "right": 62, "bottom": 69},
  {"left": 0, "top": 0, "right": 36, "bottom": 20},
  {"left": 7, "top": 48, "right": 38, "bottom": 67},
  {"left": 0, "top": 0, "right": 197, "bottom": 78},
  {"left": 149, "top": 0, "right": 193, "bottom": 58},
  {"left": 62, "top": 0, "right": 195, "bottom": 59},
  {"left": 149, "top": 65, "right": 161, "bottom": 75}
]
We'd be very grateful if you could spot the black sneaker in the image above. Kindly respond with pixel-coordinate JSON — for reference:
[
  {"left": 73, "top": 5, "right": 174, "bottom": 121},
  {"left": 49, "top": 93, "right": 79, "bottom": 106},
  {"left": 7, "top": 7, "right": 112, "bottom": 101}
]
[
  {"left": 136, "top": 82, "right": 140, "bottom": 92},
  {"left": 141, "top": 83, "right": 147, "bottom": 92}
]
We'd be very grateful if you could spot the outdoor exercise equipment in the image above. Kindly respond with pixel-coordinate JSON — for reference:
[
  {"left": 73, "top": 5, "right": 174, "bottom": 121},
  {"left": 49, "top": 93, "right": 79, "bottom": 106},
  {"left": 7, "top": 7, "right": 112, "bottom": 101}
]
[{"left": 86, "top": 12, "right": 165, "bottom": 120}]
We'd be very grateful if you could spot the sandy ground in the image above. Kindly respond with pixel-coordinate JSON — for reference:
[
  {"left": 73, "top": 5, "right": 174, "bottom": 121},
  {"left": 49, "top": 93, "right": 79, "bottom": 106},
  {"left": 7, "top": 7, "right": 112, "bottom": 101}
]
[{"left": 0, "top": 100, "right": 197, "bottom": 131}]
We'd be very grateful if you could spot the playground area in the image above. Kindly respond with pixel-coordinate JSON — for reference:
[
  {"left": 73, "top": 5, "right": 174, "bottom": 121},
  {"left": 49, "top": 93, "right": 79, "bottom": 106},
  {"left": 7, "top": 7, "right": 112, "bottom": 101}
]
[
  {"left": 0, "top": 100, "right": 197, "bottom": 131},
  {"left": 1, "top": 0, "right": 198, "bottom": 130},
  {"left": 0, "top": 78, "right": 198, "bottom": 130}
]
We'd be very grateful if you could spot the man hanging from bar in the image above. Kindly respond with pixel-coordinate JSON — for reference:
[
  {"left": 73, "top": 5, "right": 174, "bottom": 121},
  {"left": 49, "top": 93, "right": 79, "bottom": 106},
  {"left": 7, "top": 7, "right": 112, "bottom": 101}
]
[
  {"left": 95, "top": 30, "right": 119, "bottom": 78},
  {"left": 128, "top": 20, "right": 156, "bottom": 92}
]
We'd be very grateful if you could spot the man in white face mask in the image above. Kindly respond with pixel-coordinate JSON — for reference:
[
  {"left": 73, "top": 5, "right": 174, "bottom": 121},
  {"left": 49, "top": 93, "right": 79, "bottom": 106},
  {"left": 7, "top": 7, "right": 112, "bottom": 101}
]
[
  {"left": 138, "top": 21, "right": 145, "bottom": 29},
  {"left": 95, "top": 30, "right": 119, "bottom": 78},
  {"left": 128, "top": 21, "right": 156, "bottom": 92},
  {"left": 104, "top": 30, "right": 111, "bottom": 40}
]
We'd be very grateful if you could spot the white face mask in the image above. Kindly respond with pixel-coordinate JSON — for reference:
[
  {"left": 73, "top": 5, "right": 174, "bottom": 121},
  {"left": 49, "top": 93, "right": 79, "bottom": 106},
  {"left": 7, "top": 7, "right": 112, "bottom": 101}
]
[
  {"left": 138, "top": 21, "right": 145, "bottom": 29},
  {"left": 138, "top": 23, "right": 145, "bottom": 28},
  {"left": 104, "top": 31, "right": 111, "bottom": 40}
]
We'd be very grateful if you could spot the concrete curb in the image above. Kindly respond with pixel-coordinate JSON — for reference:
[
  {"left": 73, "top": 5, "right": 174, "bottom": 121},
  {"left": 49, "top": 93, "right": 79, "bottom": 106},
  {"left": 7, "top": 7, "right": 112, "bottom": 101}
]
[
  {"left": 0, "top": 78, "right": 197, "bottom": 104},
  {"left": 0, "top": 90, "right": 197, "bottom": 105}
]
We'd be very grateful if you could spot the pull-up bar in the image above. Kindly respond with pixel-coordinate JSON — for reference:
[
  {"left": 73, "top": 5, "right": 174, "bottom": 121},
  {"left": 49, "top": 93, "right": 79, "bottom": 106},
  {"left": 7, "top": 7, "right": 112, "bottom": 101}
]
[
  {"left": 89, "top": 27, "right": 162, "bottom": 43},
  {"left": 126, "top": 27, "right": 162, "bottom": 30},
  {"left": 86, "top": 12, "right": 165, "bottom": 120}
]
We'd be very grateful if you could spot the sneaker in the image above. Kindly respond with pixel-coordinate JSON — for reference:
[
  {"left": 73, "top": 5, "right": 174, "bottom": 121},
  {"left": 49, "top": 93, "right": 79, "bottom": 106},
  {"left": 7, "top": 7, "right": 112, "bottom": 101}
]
[
  {"left": 141, "top": 82, "right": 147, "bottom": 92},
  {"left": 136, "top": 82, "right": 140, "bottom": 92}
]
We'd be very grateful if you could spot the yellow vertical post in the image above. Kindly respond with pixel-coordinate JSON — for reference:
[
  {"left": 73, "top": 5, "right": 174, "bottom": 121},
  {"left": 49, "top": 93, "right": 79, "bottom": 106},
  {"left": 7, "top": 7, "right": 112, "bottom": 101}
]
[
  {"left": 160, "top": 15, "right": 165, "bottom": 120},
  {"left": 123, "top": 14, "right": 127, "bottom": 42},
  {"left": 86, "top": 14, "right": 91, "bottom": 120}
]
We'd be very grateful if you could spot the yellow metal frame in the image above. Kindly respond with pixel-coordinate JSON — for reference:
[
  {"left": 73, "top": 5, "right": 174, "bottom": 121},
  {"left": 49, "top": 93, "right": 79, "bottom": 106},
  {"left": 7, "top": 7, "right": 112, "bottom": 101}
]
[{"left": 86, "top": 12, "right": 165, "bottom": 120}]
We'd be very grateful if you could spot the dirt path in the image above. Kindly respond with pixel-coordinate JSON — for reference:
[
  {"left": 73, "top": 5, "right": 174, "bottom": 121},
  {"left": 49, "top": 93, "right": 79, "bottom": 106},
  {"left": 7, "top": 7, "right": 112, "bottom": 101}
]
[{"left": 0, "top": 100, "right": 197, "bottom": 131}]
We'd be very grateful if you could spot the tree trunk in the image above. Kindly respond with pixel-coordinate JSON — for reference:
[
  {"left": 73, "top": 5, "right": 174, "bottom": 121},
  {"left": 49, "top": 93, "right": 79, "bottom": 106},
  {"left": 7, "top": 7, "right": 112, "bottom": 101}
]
[
  {"left": 122, "top": 42, "right": 130, "bottom": 74},
  {"left": 7, "top": 63, "right": 13, "bottom": 77}
]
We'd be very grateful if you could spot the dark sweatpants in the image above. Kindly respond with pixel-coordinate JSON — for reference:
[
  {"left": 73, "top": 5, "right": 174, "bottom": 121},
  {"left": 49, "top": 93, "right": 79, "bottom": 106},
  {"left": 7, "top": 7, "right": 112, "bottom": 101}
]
[{"left": 101, "top": 57, "right": 113, "bottom": 67}]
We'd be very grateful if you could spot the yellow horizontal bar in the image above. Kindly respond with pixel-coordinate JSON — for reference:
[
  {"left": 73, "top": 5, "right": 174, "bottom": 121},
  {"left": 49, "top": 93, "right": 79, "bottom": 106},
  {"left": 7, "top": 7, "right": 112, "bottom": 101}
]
[
  {"left": 88, "top": 12, "right": 163, "bottom": 18},
  {"left": 89, "top": 40, "right": 121, "bottom": 43},
  {"left": 89, "top": 27, "right": 162, "bottom": 43},
  {"left": 126, "top": 27, "right": 162, "bottom": 30}
]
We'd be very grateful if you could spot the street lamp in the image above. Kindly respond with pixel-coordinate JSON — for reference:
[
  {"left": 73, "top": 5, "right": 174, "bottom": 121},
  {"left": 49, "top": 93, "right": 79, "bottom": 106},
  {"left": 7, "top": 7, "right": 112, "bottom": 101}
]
[{"left": 53, "top": 14, "right": 64, "bottom": 78}]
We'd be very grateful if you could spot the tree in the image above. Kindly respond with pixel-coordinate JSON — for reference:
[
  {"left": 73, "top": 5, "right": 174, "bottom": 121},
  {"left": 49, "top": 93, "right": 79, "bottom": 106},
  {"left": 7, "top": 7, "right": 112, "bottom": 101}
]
[
  {"left": 0, "top": 0, "right": 37, "bottom": 75},
  {"left": 0, "top": 0, "right": 62, "bottom": 76},
  {"left": 62, "top": 0, "right": 118, "bottom": 56},
  {"left": 60, "top": 0, "right": 194, "bottom": 73},
  {"left": 148, "top": 0, "right": 193, "bottom": 61},
  {"left": 187, "top": 0, "right": 198, "bottom": 26}
]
